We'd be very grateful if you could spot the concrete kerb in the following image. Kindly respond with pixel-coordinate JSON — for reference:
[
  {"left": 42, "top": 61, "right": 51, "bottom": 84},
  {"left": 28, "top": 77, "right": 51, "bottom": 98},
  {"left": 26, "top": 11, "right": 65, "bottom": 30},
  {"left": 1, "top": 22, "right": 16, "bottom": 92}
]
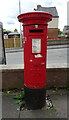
[{"left": 0, "top": 63, "right": 67, "bottom": 70}]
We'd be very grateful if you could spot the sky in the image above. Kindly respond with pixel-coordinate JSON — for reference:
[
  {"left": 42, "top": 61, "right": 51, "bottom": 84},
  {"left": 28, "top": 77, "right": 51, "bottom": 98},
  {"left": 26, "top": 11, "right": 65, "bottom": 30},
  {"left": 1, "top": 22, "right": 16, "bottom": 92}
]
[{"left": 0, "top": 0, "right": 68, "bottom": 32}]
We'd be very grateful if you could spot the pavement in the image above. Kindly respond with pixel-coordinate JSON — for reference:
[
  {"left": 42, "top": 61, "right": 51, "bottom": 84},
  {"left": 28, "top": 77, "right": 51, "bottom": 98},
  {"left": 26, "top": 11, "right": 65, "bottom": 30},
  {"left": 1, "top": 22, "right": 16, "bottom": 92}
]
[{"left": 1, "top": 89, "right": 68, "bottom": 119}]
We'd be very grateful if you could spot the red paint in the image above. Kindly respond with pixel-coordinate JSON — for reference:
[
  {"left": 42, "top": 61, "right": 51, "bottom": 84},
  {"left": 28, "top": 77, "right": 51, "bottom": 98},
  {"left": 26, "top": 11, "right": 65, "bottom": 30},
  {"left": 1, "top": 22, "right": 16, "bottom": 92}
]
[{"left": 18, "top": 12, "right": 52, "bottom": 89}]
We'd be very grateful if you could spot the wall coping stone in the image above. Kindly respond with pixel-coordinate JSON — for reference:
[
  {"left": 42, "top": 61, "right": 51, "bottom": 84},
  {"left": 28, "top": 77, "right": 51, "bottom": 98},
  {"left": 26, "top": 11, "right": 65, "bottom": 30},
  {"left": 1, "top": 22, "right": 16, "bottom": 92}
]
[{"left": 0, "top": 63, "right": 68, "bottom": 71}]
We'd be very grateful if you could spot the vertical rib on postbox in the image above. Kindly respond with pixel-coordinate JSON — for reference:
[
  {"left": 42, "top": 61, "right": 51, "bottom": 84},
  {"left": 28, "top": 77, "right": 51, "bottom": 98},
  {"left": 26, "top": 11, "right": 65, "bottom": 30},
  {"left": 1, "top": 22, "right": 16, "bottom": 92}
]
[{"left": 17, "top": 12, "right": 52, "bottom": 109}]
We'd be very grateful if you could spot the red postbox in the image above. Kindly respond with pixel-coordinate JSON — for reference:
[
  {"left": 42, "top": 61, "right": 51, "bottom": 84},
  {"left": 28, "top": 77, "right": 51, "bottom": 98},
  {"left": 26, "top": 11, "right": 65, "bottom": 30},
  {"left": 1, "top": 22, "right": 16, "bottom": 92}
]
[{"left": 18, "top": 12, "right": 52, "bottom": 109}]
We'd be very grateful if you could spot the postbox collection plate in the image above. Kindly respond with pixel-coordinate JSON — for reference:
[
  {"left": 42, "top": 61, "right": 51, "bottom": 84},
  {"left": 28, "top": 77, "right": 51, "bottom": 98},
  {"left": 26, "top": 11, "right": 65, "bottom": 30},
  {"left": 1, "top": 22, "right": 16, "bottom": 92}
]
[{"left": 32, "top": 38, "right": 41, "bottom": 53}]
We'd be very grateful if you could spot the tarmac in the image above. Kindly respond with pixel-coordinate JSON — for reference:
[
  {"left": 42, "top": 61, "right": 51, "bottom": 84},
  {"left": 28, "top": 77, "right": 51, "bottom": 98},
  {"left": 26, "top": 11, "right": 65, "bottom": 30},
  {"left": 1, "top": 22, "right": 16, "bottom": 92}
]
[
  {"left": 5, "top": 45, "right": 67, "bottom": 65},
  {"left": 1, "top": 89, "right": 68, "bottom": 119}
]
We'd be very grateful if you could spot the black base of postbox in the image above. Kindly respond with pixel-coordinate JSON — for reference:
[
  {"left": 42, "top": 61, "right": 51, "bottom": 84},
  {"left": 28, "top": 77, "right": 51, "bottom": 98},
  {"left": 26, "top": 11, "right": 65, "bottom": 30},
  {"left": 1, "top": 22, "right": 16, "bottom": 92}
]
[{"left": 24, "top": 86, "right": 46, "bottom": 110}]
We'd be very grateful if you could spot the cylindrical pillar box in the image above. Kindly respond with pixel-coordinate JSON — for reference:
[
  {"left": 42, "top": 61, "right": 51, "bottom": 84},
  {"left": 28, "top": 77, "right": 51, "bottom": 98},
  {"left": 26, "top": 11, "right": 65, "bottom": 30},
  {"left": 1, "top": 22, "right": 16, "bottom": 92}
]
[{"left": 18, "top": 12, "right": 52, "bottom": 109}]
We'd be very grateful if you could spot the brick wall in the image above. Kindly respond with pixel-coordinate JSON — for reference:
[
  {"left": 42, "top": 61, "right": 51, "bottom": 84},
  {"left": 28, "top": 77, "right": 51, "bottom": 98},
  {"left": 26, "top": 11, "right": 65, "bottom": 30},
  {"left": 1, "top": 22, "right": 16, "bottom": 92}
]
[
  {"left": 48, "top": 28, "right": 58, "bottom": 39},
  {"left": 1, "top": 68, "right": 68, "bottom": 90}
]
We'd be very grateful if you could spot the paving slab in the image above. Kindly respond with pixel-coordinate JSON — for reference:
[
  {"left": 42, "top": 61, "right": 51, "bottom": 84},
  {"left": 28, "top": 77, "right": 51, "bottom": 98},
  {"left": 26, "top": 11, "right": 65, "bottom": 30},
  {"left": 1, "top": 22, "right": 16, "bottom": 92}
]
[
  {"left": 2, "top": 90, "right": 68, "bottom": 119},
  {"left": 20, "top": 89, "right": 68, "bottom": 118},
  {"left": 20, "top": 109, "right": 57, "bottom": 118},
  {"left": 2, "top": 93, "right": 19, "bottom": 118},
  {"left": 0, "top": 92, "right": 2, "bottom": 120},
  {"left": 47, "top": 89, "right": 67, "bottom": 118}
]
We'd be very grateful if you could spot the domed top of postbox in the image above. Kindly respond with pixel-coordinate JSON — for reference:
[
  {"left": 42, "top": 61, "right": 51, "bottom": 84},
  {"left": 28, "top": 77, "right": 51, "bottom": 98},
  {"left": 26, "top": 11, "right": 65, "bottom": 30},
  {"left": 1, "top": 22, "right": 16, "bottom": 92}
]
[{"left": 17, "top": 12, "right": 52, "bottom": 25}]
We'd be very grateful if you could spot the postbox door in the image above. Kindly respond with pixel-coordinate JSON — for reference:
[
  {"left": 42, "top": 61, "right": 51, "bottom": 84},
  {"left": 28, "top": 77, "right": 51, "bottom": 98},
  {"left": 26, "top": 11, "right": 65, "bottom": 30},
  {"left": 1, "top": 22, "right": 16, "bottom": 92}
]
[{"left": 24, "top": 36, "right": 47, "bottom": 89}]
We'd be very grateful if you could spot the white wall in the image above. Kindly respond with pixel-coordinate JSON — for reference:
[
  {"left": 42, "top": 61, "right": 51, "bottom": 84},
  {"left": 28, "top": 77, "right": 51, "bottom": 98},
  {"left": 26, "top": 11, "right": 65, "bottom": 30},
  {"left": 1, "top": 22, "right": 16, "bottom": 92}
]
[{"left": 48, "top": 18, "right": 58, "bottom": 28}]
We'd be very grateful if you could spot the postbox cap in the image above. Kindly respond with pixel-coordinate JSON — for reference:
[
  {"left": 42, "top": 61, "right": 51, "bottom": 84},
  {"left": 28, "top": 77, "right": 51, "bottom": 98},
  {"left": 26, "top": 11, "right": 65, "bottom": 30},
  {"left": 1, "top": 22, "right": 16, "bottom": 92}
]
[{"left": 17, "top": 11, "right": 52, "bottom": 25}]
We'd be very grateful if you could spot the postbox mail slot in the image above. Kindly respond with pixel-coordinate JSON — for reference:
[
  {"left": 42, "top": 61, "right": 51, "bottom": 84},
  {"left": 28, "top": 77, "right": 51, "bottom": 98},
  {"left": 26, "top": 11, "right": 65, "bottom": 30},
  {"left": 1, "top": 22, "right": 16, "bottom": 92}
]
[{"left": 30, "top": 29, "right": 43, "bottom": 33}]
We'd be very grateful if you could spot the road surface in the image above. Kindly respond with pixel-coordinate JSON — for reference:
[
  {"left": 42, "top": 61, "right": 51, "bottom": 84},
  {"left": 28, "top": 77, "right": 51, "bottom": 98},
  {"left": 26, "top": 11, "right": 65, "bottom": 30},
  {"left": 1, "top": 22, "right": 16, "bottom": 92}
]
[{"left": 5, "top": 46, "right": 67, "bottom": 65}]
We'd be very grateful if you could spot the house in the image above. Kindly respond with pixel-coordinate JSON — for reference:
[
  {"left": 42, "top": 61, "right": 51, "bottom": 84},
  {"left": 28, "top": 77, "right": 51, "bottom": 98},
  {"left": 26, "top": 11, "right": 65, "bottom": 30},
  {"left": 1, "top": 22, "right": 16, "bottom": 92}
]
[
  {"left": 35, "top": 5, "right": 59, "bottom": 39},
  {"left": 3, "top": 30, "right": 11, "bottom": 39},
  {"left": 4, "top": 34, "right": 8, "bottom": 39},
  {"left": 8, "top": 32, "right": 20, "bottom": 38},
  {"left": 63, "top": 26, "right": 69, "bottom": 37}
]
